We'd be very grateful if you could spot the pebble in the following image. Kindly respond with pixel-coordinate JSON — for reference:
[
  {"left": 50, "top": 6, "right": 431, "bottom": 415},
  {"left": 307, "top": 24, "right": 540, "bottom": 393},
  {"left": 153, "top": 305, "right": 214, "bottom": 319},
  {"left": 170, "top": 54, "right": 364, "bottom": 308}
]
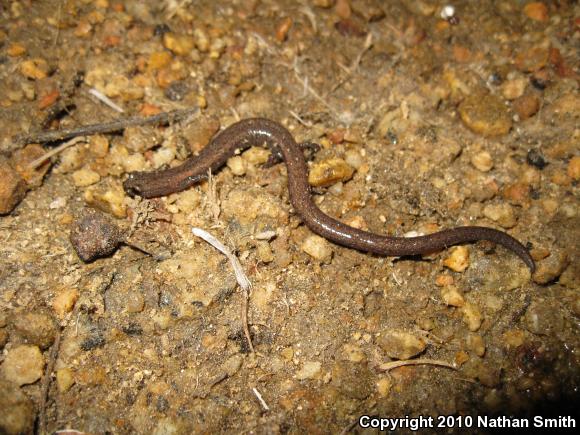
[
  {"left": 308, "top": 158, "right": 354, "bottom": 187},
  {"left": 52, "top": 288, "right": 79, "bottom": 318},
  {"left": 1, "top": 344, "right": 45, "bottom": 386},
  {"left": 342, "top": 343, "right": 366, "bottom": 363},
  {"left": 443, "top": 246, "right": 470, "bottom": 272},
  {"left": 515, "top": 46, "right": 549, "bottom": 72},
  {"left": 295, "top": 361, "right": 321, "bottom": 380},
  {"left": 84, "top": 184, "right": 127, "bottom": 218},
  {"left": 251, "top": 281, "right": 275, "bottom": 311},
  {"left": 72, "top": 168, "right": 101, "bottom": 187},
  {"left": 162, "top": 32, "right": 195, "bottom": 56},
  {"left": 125, "top": 292, "right": 145, "bottom": 313},
  {"left": 458, "top": 94, "right": 512, "bottom": 137},
  {"left": 243, "top": 147, "right": 270, "bottom": 165},
  {"left": 523, "top": 2, "right": 549, "bottom": 21},
  {"left": 501, "top": 76, "right": 527, "bottom": 100},
  {"left": 56, "top": 367, "right": 75, "bottom": 392},
  {"left": 376, "top": 377, "right": 392, "bottom": 397},
  {"left": 524, "top": 299, "right": 564, "bottom": 335},
  {"left": 226, "top": 156, "right": 248, "bottom": 176},
  {"left": 20, "top": 58, "right": 49, "bottom": 80},
  {"left": 55, "top": 145, "right": 87, "bottom": 173},
  {"left": 462, "top": 303, "right": 482, "bottom": 332},
  {"left": 440, "top": 285, "right": 465, "bottom": 307},
  {"left": 526, "top": 149, "right": 548, "bottom": 170},
  {"left": 466, "top": 333, "right": 486, "bottom": 357},
  {"left": 567, "top": 156, "right": 580, "bottom": 180},
  {"left": 331, "top": 361, "right": 373, "bottom": 400},
  {"left": 533, "top": 249, "right": 569, "bottom": 284},
  {"left": 513, "top": 94, "right": 540, "bottom": 120},
  {"left": 69, "top": 208, "right": 126, "bottom": 262},
  {"left": 301, "top": 234, "right": 333, "bottom": 263},
  {"left": 222, "top": 187, "right": 288, "bottom": 225},
  {"left": 0, "top": 156, "right": 27, "bottom": 215},
  {"left": 11, "top": 311, "right": 57, "bottom": 350},
  {"left": 483, "top": 203, "right": 517, "bottom": 228},
  {"left": 0, "top": 379, "right": 35, "bottom": 435},
  {"left": 256, "top": 241, "right": 274, "bottom": 263},
  {"left": 7, "top": 42, "right": 26, "bottom": 57},
  {"left": 502, "top": 182, "right": 530, "bottom": 205},
  {"left": 377, "top": 330, "right": 426, "bottom": 360},
  {"left": 470, "top": 151, "right": 494, "bottom": 172},
  {"left": 12, "top": 144, "right": 51, "bottom": 188}
]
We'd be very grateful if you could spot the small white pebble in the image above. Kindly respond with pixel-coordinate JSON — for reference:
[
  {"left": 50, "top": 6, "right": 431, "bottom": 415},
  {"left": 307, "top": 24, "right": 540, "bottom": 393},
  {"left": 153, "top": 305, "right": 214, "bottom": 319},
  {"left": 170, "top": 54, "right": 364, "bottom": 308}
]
[
  {"left": 441, "top": 5, "right": 455, "bottom": 19},
  {"left": 49, "top": 197, "right": 67, "bottom": 209},
  {"left": 255, "top": 230, "right": 277, "bottom": 241}
]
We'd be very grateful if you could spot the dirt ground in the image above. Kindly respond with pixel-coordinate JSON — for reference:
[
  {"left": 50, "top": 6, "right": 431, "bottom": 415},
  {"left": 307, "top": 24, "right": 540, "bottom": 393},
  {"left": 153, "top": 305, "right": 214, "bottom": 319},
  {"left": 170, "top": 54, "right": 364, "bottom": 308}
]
[{"left": 0, "top": 0, "right": 578, "bottom": 434}]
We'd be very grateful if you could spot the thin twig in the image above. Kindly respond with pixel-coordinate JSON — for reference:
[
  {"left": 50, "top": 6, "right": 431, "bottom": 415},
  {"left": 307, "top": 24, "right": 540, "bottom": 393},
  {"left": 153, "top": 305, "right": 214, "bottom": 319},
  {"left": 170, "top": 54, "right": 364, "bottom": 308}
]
[
  {"left": 14, "top": 107, "right": 198, "bottom": 145},
  {"left": 26, "top": 136, "right": 86, "bottom": 170},
  {"left": 191, "top": 227, "right": 254, "bottom": 353},
  {"left": 39, "top": 328, "right": 63, "bottom": 435},
  {"left": 252, "top": 387, "right": 270, "bottom": 411},
  {"left": 87, "top": 88, "right": 125, "bottom": 113},
  {"left": 377, "top": 358, "right": 456, "bottom": 372}
]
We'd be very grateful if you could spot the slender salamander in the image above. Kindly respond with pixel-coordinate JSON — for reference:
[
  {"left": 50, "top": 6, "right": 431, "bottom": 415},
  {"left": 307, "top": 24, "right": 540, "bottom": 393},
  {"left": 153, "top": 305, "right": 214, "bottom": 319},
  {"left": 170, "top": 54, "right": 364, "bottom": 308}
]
[{"left": 123, "top": 118, "right": 535, "bottom": 271}]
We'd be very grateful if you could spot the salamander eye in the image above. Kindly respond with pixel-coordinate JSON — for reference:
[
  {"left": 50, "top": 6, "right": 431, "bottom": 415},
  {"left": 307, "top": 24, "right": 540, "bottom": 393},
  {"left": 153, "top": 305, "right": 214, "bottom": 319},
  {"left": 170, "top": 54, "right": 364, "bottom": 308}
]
[{"left": 123, "top": 174, "right": 142, "bottom": 197}]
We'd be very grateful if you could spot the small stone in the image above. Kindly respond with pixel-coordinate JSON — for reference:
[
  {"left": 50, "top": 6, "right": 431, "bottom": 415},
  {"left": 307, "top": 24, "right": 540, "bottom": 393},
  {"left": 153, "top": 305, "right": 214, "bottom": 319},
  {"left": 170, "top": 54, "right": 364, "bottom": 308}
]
[
  {"left": 52, "top": 288, "right": 79, "bottom": 318},
  {"left": 256, "top": 241, "right": 274, "bottom": 263},
  {"left": 462, "top": 303, "right": 482, "bottom": 332},
  {"left": 72, "top": 168, "right": 101, "bottom": 187},
  {"left": 523, "top": 2, "right": 549, "bottom": 21},
  {"left": 2, "top": 345, "right": 45, "bottom": 386},
  {"left": 222, "top": 355, "right": 243, "bottom": 377},
  {"left": 162, "top": 32, "right": 195, "bottom": 56},
  {"left": 502, "top": 183, "right": 530, "bottom": 205},
  {"left": 513, "top": 94, "right": 540, "bottom": 120},
  {"left": 0, "top": 156, "right": 27, "bottom": 215},
  {"left": 440, "top": 285, "right": 465, "bottom": 307},
  {"left": 443, "top": 246, "right": 470, "bottom": 272},
  {"left": 70, "top": 208, "right": 126, "bottom": 262},
  {"left": 524, "top": 299, "right": 564, "bottom": 335},
  {"left": 0, "top": 379, "right": 35, "bottom": 435},
  {"left": 126, "top": 292, "right": 145, "bottom": 313},
  {"left": 459, "top": 94, "right": 512, "bottom": 137},
  {"left": 20, "top": 58, "right": 49, "bottom": 80},
  {"left": 147, "top": 51, "right": 172, "bottom": 71},
  {"left": 526, "top": 149, "right": 548, "bottom": 169},
  {"left": 471, "top": 151, "right": 494, "bottom": 172},
  {"left": 515, "top": 46, "right": 549, "bottom": 72},
  {"left": 377, "top": 330, "right": 426, "bottom": 360},
  {"left": 226, "top": 156, "right": 248, "bottom": 176},
  {"left": 11, "top": 312, "right": 57, "bottom": 350},
  {"left": 376, "top": 377, "right": 392, "bottom": 397},
  {"left": 533, "top": 250, "right": 569, "bottom": 285},
  {"left": 483, "top": 203, "right": 517, "bottom": 228},
  {"left": 56, "top": 145, "right": 87, "bottom": 173},
  {"left": 7, "top": 42, "right": 26, "bottom": 57},
  {"left": 308, "top": 158, "right": 354, "bottom": 187},
  {"left": 567, "top": 156, "right": 580, "bottom": 180},
  {"left": 502, "top": 329, "right": 526, "bottom": 348},
  {"left": 243, "top": 147, "right": 270, "bottom": 165},
  {"left": 84, "top": 184, "right": 127, "bottom": 218},
  {"left": 501, "top": 76, "right": 527, "bottom": 100},
  {"left": 56, "top": 367, "right": 75, "bottom": 392},
  {"left": 301, "top": 234, "right": 333, "bottom": 263},
  {"left": 466, "top": 333, "right": 486, "bottom": 357},
  {"left": 342, "top": 343, "right": 366, "bottom": 363},
  {"left": 275, "top": 17, "right": 293, "bottom": 42},
  {"left": 295, "top": 361, "right": 321, "bottom": 380}
]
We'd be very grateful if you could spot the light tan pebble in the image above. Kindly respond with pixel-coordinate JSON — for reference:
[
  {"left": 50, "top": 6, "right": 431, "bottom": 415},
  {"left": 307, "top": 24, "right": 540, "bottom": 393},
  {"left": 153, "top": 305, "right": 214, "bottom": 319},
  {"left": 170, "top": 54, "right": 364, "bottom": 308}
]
[
  {"left": 295, "top": 361, "right": 321, "bottom": 380},
  {"left": 121, "top": 153, "right": 147, "bottom": 172},
  {"left": 342, "top": 343, "right": 366, "bottom": 363},
  {"left": 502, "top": 329, "right": 526, "bottom": 348},
  {"left": 523, "top": 2, "right": 549, "bottom": 21},
  {"left": 435, "top": 274, "right": 454, "bottom": 286},
  {"left": 56, "top": 145, "right": 87, "bottom": 173},
  {"left": 377, "top": 330, "right": 426, "bottom": 360},
  {"left": 222, "top": 355, "right": 243, "bottom": 377},
  {"left": 0, "top": 156, "right": 27, "bottom": 215},
  {"left": 502, "top": 182, "right": 530, "bottom": 205},
  {"left": 56, "top": 367, "right": 75, "bottom": 392},
  {"left": 175, "top": 189, "right": 201, "bottom": 212},
  {"left": 533, "top": 250, "right": 569, "bottom": 285},
  {"left": 520, "top": 167, "right": 541, "bottom": 187},
  {"left": 11, "top": 312, "right": 57, "bottom": 349},
  {"left": 308, "top": 157, "right": 354, "bottom": 187},
  {"left": 275, "top": 17, "right": 293, "bottom": 42},
  {"left": 440, "top": 285, "right": 465, "bottom": 307},
  {"left": 256, "top": 241, "right": 274, "bottom": 263},
  {"left": 126, "top": 292, "right": 145, "bottom": 313},
  {"left": 243, "top": 147, "right": 270, "bottom": 165},
  {"left": 280, "top": 347, "right": 294, "bottom": 361},
  {"left": 513, "top": 94, "right": 540, "bottom": 120},
  {"left": 75, "top": 366, "right": 107, "bottom": 386},
  {"left": 483, "top": 203, "right": 517, "bottom": 228},
  {"left": 147, "top": 51, "right": 172, "bottom": 71},
  {"left": 251, "top": 281, "right": 276, "bottom": 311},
  {"left": 227, "top": 155, "right": 248, "bottom": 176},
  {"left": 72, "top": 168, "right": 100, "bottom": 187},
  {"left": 0, "top": 379, "right": 35, "bottom": 434},
  {"left": 301, "top": 234, "right": 333, "bottom": 263},
  {"left": 88, "top": 135, "right": 109, "bottom": 157},
  {"left": 152, "top": 311, "right": 172, "bottom": 330},
  {"left": 2, "top": 345, "right": 45, "bottom": 386},
  {"left": 501, "top": 76, "right": 527, "bottom": 100},
  {"left": 193, "top": 28, "right": 210, "bottom": 52},
  {"left": 454, "top": 350, "right": 470, "bottom": 366},
  {"left": 376, "top": 377, "right": 392, "bottom": 397},
  {"left": 462, "top": 303, "right": 482, "bottom": 332},
  {"left": 84, "top": 184, "right": 127, "bottom": 218},
  {"left": 471, "top": 151, "right": 494, "bottom": 172},
  {"left": 443, "top": 246, "right": 470, "bottom": 272},
  {"left": 344, "top": 149, "right": 365, "bottom": 170},
  {"left": 567, "top": 156, "right": 580, "bottom": 180},
  {"left": 209, "top": 38, "right": 226, "bottom": 59},
  {"left": 343, "top": 215, "right": 368, "bottom": 230},
  {"left": 152, "top": 147, "right": 175, "bottom": 169},
  {"left": 459, "top": 94, "right": 512, "bottom": 137},
  {"left": 52, "top": 288, "right": 79, "bottom": 318},
  {"left": 466, "top": 333, "right": 486, "bottom": 357},
  {"left": 162, "top": 32, "right": 195, "bottom": 56},
  {"left": 7, "top": 42, "right": 26, "bottom": 57},
  {"left": 222, "top": 187, "right": 288, "bottom": 225},
  {"left": 20, "top": 58, "right": 49, "bottom": 80},
  {"left": 515, "top": 46, "right": 549, "bottom": 73}
]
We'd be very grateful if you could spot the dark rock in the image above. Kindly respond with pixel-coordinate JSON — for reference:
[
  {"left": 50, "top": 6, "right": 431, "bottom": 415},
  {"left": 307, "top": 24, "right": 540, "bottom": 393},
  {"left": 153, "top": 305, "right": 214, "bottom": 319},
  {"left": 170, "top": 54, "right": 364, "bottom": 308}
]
[{"left": 70, "top": 208, "right": 126, "bottom": 262}]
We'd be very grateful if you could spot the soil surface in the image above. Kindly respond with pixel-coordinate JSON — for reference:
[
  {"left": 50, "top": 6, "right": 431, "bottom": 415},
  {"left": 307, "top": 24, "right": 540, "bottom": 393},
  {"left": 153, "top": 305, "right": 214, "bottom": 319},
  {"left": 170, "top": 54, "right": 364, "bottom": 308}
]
[{"left": 0, "top": 1, "right": 578, "bottom": 434}]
